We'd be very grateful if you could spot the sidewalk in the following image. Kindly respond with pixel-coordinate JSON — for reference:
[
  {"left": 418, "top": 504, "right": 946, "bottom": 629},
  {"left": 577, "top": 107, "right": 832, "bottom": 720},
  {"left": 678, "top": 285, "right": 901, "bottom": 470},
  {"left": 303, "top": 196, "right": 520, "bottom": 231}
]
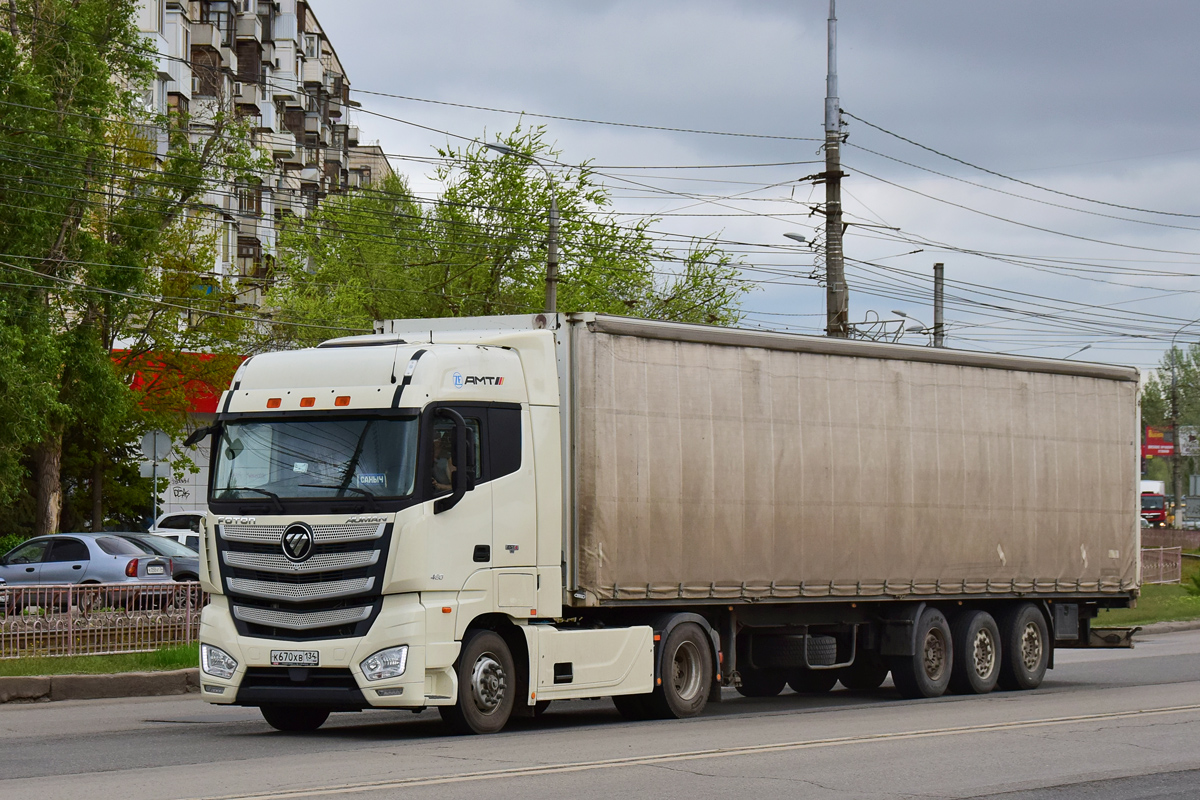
[{"left": 0, "top": 668, "right": 199, "bottom": 704}]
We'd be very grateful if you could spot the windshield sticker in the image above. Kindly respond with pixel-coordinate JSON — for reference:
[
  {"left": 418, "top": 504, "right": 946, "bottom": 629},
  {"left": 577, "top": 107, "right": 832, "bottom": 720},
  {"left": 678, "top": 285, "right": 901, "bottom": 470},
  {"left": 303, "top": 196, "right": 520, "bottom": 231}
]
[
  {"left": 357, "top": 473, "right": 386, "bottom": 487},
  {"left": 293, "top": 462, "right": 309, "bottom": 473}
]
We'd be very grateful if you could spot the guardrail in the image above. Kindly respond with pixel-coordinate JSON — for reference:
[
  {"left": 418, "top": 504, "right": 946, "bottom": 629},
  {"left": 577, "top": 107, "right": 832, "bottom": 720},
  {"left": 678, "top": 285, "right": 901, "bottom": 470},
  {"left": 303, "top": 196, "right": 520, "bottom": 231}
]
[
  {"left": 1141, "top": 546, "right": 1183, "bottom": 585},
  {"left": 0, "top": 582, "right": 209, "bottom": 659}
]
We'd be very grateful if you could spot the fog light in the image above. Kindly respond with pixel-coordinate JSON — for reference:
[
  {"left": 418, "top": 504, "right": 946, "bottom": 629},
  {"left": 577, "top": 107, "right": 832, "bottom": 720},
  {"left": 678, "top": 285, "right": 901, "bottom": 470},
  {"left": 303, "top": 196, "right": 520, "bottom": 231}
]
[
  {"left": 375, "top": 687, "right": 404, "bottom": 697},
  {"left": 203, "top": 684, "right": 226, "bottom": 694},
  {"left": 201, "top": 644, "right": 238, "bottom": 679},
  {"left": 360, "top": 645, "right": 408, "bottom": 681}
]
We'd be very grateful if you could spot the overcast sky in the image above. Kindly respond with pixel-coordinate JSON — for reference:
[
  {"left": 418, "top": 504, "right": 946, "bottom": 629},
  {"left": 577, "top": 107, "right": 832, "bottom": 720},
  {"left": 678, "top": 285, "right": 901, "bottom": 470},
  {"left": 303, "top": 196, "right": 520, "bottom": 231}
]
[{"left": 314, "top": 1, "right": 1200, "bottom": 369}]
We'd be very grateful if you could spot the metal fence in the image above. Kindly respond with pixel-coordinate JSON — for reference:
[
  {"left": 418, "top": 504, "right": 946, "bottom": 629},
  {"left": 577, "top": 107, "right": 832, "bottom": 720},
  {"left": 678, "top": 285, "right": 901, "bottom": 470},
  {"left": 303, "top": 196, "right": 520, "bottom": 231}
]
[
  {"left": 1142, "top": 529, "right": 1200, "bottom": 550},
  {"left": 1141, "top": 546, "right": 1183, "bottom": 585},
  {"left": 0, "top": 582, "right": 209, "bottom": 659}
]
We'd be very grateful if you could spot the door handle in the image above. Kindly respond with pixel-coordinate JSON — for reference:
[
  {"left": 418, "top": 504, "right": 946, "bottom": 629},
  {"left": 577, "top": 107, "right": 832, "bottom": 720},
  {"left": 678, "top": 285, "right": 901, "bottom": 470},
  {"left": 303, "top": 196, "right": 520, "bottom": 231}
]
[
  {"left": 72, "top": 564, "right": 83, "bottom": 570},
  {"left": 25, "top": 567, "right": 34, "bottom": 572}
]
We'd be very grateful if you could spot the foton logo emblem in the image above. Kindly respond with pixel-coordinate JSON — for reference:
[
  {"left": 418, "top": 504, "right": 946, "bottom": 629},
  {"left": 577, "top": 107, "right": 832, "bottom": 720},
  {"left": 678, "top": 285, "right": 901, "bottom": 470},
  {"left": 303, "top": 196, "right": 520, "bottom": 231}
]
[
  {"left": 452, "top": 373, "right": 505, "bottom": 388},
  {"left": 281, "top": 522, "right": 315, "bottom": 563}
]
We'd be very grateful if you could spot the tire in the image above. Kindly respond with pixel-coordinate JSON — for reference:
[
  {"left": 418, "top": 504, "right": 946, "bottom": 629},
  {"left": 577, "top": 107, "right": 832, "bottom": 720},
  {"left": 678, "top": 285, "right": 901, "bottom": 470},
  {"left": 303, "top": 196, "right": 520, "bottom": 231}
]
[
  {"left": 260, "top": 705, "right": 330, "bottom": 732},
  {"left": 997, "top": 603, "right": 1049, "bottom": 691},
  {"left": 736, "top": 668, "right": 787, "bottom": 697},
  {"left": 889, "top": 607, "right": 953, "bottom": 699},
  {"left": 788, "top": 668, "right": 839, "bottom": 694},
  {"left": 948, "top": 610, "right": 1001, "bottom": 695},
  {"left": 838, "top": 654, "right": 890, "bottom": 692},
  {"left": 439, "top": 629, "right": 517, "bottom": 734},
  {"left": 646, "top": 622, "right": 713, "bottom": 719},
  {"left": 612, "top": 693, "right": 655, "bottom": 721}
]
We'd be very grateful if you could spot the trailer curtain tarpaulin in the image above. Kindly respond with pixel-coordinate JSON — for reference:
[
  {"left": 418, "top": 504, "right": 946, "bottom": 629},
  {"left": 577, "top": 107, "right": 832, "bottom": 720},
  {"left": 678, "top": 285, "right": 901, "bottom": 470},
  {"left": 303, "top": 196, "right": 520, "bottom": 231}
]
[{"left": 571, "top": 327, "right": 1139, "bottom": 603}]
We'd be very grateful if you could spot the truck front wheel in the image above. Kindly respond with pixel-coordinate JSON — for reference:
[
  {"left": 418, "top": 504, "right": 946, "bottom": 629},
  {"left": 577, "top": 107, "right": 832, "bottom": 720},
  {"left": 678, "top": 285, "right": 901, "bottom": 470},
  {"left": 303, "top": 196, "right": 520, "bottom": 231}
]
[
  {"left": 997, "top": 603, "right": 1049, "bottom": 691},
  {"left": 889, "top": 607, "right": 953, "bottom": 699},
  {"left": 440, "top": 629, "right": 516, "bottom": 734},
  {"left": 260, "top": 705, "right": 330, "bottom": 732},
  {"left": 649, "top": 622, "right": 713, "bottom": 718}
]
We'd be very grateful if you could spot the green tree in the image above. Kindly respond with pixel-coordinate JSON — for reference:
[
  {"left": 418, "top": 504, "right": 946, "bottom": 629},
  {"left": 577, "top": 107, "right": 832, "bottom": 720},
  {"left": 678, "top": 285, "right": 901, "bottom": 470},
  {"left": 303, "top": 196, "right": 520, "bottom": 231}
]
[
  {"left": 1140, "top": 343, "right": 1200, "bottom": 489},
  {"left": 0, "top": 0, "right": 260, "bottom": 536},
  {"left": 266, "top": 126, "right": 751, "bottom": 346}
]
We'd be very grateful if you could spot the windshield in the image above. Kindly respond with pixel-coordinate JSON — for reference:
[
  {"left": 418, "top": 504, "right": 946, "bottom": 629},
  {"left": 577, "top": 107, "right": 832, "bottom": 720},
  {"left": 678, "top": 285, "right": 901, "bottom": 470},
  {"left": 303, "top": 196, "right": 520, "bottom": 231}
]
[
  {"left": 212, "top": 417, "right": 419, "bottom": 502},
  {"left": 1142, "top": 495, "right": 1165, "bottom": 510}
]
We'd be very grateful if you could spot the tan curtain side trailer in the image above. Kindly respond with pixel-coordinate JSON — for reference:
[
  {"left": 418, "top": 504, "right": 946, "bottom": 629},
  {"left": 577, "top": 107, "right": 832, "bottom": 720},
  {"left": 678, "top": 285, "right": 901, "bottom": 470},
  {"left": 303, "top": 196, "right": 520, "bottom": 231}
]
[{"left": 199, "top": 313, "right": 1140, "bottom": 734}]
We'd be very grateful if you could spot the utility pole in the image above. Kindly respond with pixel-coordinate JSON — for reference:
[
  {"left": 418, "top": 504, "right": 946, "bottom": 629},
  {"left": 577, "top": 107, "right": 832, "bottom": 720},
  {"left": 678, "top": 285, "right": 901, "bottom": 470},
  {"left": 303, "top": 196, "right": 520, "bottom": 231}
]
[
  {"left": 824, "top": 0, "right": 849, "bottom": 337},
  {"left": 546, "top": 190, "right": 559, "bottom": 314},
  {"left": 933, "top": 262, "right": 945, "bottom": 348},
  {"left": 1172, "top": 349, "right": 1181, "bottom": 527}
]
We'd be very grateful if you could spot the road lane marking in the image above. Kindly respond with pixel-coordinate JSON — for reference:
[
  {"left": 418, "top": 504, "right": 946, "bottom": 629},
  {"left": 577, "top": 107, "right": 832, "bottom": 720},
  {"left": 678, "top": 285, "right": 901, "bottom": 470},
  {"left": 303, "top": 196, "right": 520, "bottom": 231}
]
[{"left": 186, "top": 703, "right": 1200, "bottom": 800}]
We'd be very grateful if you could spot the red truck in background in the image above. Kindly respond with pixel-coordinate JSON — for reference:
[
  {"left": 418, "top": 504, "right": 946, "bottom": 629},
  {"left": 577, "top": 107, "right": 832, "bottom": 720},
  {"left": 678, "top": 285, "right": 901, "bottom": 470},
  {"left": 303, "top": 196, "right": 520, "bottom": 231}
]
[{"left": 1141, "top": 479, "right": 1168, "bottom": 527}]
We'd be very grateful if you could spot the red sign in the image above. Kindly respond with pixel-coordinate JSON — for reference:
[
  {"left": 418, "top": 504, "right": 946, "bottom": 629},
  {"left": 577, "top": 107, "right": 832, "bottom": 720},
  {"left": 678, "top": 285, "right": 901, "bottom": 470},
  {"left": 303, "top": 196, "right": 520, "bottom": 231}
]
[{"left": 1144, "top": 425, "right": 1174, "bottom": 458}]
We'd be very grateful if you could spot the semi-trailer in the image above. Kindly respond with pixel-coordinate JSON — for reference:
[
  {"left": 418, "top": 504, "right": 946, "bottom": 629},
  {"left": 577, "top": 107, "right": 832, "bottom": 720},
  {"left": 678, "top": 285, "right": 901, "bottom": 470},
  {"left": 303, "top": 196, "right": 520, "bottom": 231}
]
[{"left": 192, "top": 314, "right": 1140, "bottom": 733}]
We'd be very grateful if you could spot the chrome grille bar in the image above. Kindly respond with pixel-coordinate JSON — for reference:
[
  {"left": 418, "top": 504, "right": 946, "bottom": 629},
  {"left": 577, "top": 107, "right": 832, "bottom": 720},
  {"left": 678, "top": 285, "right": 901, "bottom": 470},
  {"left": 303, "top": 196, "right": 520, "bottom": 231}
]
[
  {"left": 220, "top": 522, "right": 385, "bottom": 544},
  {"left": 226, "top": 576, "right": 375, "bottom": 602},
  {"left": 232, "top": 604, "right": 373, "bottom": 631},
  {"left": 222, "top": 549, "right": 379, "bottom": 574}
]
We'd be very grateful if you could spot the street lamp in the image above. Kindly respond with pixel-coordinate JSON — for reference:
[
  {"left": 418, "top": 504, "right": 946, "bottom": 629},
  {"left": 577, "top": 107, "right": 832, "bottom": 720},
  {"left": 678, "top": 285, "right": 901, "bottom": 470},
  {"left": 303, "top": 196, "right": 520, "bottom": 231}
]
[
  {"left": 484, "top": 142, "right": 560, "bottom": 314},
  {"left": 782, "top": 232, "right": 808, "bottom": 245},
  {"left": 1063, "top": 344, "right": 1092, "bottom": 360},
  {"left": 892, "top": 310, "right": 932, "bottom": 341}
]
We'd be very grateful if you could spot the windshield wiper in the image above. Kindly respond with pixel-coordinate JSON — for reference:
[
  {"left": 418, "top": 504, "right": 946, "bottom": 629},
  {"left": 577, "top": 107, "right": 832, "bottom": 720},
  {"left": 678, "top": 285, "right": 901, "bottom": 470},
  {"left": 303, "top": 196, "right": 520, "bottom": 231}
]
[
  {"left": 297, "top": 483, "right": 378, "bottom": 510},
  {"left": 221, "top": 486, "right": 284, "bottom": 513}
]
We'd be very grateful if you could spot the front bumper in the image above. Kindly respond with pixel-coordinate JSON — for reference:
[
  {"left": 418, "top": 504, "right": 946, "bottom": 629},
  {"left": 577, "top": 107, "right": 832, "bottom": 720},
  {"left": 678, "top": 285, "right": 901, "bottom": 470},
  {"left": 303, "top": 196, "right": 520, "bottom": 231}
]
[{"left": 199, "top": 593, "right": 448, "bottom": 708}]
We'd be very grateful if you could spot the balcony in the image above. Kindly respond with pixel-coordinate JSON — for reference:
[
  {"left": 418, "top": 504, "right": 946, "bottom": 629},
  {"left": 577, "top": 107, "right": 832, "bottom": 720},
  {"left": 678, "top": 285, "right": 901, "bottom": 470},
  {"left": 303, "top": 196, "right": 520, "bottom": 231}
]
[
  {"left": 346, "top": 125, "right": 359, "bottom": 147},
  {"left": 266, "top": 131, "right": 298, "bottom": 160},
  {"left": 192, "top": 22, "right": 221, "bottom": 51},
  {"left": 235, "top": 14, "right": 263, "bottom": 43},
  {"left": 301, "top": 58, "right": 325, "bottom": 88}
]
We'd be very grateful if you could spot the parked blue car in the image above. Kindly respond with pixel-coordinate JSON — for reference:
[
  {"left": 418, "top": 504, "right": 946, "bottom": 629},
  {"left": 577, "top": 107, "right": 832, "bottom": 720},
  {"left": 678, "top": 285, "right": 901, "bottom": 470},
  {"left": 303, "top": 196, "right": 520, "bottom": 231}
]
[{"left": 0, "top": 533, "right": 172, "bottom": 586}]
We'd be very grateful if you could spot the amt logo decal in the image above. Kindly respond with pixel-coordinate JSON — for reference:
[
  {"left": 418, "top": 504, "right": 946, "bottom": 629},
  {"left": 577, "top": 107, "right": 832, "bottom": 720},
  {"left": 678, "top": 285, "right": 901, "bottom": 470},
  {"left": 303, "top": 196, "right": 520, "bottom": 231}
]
[{"left": 452, "top": 373, "right": 505, "bottom": 388}]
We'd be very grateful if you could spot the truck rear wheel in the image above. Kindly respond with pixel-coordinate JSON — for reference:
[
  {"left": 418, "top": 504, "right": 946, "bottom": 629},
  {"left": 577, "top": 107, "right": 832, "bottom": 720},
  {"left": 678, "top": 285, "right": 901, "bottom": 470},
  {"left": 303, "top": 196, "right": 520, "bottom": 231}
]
[
  {"left": 997, "top": 603, "right": 1049, "bottom": 691},
  {"left": 260, "top": 705, "right": 330, "bottom": 732},
  {"left": 735, "top": 668, "right": 786, "bottom": 697},
  {"left": 949, "top": 610, "right": 1001, "bottom": 694},
  {"left": 787, "top": 669, "right": 839, "bottom": 694},
  {"left": 889, "top": 607, "right": 953, "bottom": 699},
  {"left": 439, "top": 629, "right": 516, "bottom": 734},
  {"left": 648, "top": 622, "right": 712, "bottom": 718}
]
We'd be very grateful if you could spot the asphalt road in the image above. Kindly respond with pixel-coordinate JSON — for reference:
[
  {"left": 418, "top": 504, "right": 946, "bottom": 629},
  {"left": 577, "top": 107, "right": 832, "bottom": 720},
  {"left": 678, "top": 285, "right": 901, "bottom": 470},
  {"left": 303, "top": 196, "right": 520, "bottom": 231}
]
[{"left": 3, "top": 630, "right": 1200, "bottom": 800}]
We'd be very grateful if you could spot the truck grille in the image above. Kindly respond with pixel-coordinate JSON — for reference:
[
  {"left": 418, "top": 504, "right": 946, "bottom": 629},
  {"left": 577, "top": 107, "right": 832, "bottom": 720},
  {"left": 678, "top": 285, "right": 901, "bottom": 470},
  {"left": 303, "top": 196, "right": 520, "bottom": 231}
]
[{"left": 216, "top": 521, "right": 391, "bottom": 641}]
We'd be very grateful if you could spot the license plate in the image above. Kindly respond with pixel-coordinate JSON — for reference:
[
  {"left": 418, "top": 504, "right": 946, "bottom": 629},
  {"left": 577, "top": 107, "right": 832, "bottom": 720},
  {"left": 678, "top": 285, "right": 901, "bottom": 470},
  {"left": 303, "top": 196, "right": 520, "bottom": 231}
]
[
  {"left": 147, "top": 565, "right": 165, "bottom": 575},
  {"left": 271, "top": 650, "right": 319, "bottom": 667}
]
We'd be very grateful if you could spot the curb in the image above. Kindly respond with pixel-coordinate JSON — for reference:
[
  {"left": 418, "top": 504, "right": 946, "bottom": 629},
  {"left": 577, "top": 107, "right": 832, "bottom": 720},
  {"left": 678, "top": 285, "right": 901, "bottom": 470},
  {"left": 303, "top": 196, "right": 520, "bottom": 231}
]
[
  {"left": 0, "top": 668, "right": 199, "bottom": 704},
  {"left": 1136, "top": 619, "right": 1200, "bottom": 636}
]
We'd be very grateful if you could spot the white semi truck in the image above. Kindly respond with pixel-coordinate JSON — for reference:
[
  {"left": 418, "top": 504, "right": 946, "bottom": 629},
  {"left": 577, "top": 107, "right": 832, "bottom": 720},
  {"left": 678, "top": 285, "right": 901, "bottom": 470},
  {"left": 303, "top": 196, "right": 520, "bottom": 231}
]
[{"left": 192, "top": 314, "right": 1140, "bottom": 733}]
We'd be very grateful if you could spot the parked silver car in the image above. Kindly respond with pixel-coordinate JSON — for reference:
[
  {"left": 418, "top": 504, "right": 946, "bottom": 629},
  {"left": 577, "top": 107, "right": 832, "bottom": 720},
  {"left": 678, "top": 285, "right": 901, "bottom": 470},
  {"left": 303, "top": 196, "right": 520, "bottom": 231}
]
[
  {"left": 0, "top": 533, "right": 172, "bottom": 586},
  {"left": 113, "top": 533, "right": 200, "bottom": 582}
]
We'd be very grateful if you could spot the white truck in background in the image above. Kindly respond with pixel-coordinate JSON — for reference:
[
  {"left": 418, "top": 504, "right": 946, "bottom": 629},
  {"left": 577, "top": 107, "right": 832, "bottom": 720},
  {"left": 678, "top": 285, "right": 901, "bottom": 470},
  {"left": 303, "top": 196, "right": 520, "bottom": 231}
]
[{"left": 191, "top": 314, "right": 1140, "bottom": 734}]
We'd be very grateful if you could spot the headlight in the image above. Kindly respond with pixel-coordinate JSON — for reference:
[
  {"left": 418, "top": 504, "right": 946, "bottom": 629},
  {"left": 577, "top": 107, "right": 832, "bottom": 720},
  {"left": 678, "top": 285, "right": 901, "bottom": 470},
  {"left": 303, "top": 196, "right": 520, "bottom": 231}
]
[
  {"left": 360, "top": 645, "right": 408, "bottom": 681},
  {"left": 201, "top": 644, "right": 238, "bottom": 679}
]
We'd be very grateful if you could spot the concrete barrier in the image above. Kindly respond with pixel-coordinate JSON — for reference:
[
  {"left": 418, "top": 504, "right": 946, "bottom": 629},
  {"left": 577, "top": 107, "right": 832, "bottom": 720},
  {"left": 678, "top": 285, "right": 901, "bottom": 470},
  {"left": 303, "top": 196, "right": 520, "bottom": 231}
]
[{"left": 0, "top": 668, "right": 200, "bottom": 704}]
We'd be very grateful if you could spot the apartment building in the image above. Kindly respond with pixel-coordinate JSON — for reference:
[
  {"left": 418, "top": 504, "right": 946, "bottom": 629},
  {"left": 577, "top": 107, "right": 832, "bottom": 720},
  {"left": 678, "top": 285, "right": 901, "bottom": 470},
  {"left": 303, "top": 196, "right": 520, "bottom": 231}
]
[{"left": 136, "top": 0, "right": 393, "bottom": 306}]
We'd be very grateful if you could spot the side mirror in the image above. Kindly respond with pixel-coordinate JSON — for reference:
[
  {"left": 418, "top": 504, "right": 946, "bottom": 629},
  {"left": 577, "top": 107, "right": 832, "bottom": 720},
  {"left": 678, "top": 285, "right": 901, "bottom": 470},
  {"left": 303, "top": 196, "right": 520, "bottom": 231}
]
[
  {"left": 183, "top": 424, "right": 220, "bottom": 448},
  {"left": 434, "top": 408, "right": 472, "bottom": 514}
]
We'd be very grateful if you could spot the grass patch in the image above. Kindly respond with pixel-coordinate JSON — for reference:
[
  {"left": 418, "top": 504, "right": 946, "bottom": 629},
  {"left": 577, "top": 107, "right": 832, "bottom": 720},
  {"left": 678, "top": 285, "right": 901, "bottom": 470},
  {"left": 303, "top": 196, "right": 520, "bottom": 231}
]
[
  {"left": 0, "top": 643, "right": 198, "bottom": 677},
  {"left": 1099, "top": 556, "right": 1200, "bottom": 627}
]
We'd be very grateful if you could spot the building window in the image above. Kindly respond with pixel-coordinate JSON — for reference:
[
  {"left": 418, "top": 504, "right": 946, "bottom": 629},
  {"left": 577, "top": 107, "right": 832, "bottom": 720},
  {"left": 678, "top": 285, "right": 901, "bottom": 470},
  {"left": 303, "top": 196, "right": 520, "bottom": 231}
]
[
  {"left": 237, "top": 181, "right": 263, "bottom": 215},
  {"left": 303, "top": 34, "right": 319, "bottom": 59}
]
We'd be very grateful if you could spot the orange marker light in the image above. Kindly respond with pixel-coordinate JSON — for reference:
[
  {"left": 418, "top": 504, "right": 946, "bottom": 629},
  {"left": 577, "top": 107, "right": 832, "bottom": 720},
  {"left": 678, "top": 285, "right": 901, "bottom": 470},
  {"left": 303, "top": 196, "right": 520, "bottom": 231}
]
[
  {"left": 334, "top": 395, "right": 350, "bottom": 406},
  {"left": 653, "top": 634, "right": 661, "bottom": 642},
  {"left": 300, "top": 397, "right": 315, "bottom": 407},
  {"left": 266, "top": 398, "right": 281, "bottom": 408},
  {"left": 441, "top": 607, "right": 452, "bottom": 614},
  {"left": 530, "top": 609, "right": 537, "bottom": 616}
]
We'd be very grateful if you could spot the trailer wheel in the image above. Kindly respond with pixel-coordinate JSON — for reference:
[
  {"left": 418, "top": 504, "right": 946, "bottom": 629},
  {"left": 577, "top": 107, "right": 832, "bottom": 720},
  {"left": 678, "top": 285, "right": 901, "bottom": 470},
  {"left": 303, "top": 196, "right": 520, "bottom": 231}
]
[
  {"left": 439, "top": 629, "right": 516, "bottom": 734},
  {"left": 889, "top": 607, "right": 953, "bottom": 699},
  {"left": 648, "top": 622, "right": 712, "bottom": 718},
  {"left": 788, "top": 668, "right": 839, "bottom": 694},
  {"left": 838, "top": 654, "right": 890, "bottom": 692},
  {"left": 735, "top": 668, "right": 786, "bottom": 697},
  {"left": 997, "top": 603, "right": 1049, "bottom": 691},
  {"left": 260, "top": 705, "right": 330, "bottom": 732},
  {"left": 948, "top": 610, "right": 1001, "bottom": 694}
]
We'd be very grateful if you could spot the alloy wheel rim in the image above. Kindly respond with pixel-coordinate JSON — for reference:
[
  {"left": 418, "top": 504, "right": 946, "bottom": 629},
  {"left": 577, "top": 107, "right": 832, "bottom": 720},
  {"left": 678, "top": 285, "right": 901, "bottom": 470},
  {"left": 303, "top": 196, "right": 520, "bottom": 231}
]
[
  {"left": 672, "top": 640, "right": 703, "bottom": 701},
  {"left": 973, "top": 628, "right": 996, "bottom": 679},
  {"left": 1020, "top": 622, "right": 1043, "bottom": 672},
  {"left": 470, "top": 652, "right": 507, "bottom": 714},
  {"left": 923, "top": 629, "right": 947, "bottom": 681}
]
